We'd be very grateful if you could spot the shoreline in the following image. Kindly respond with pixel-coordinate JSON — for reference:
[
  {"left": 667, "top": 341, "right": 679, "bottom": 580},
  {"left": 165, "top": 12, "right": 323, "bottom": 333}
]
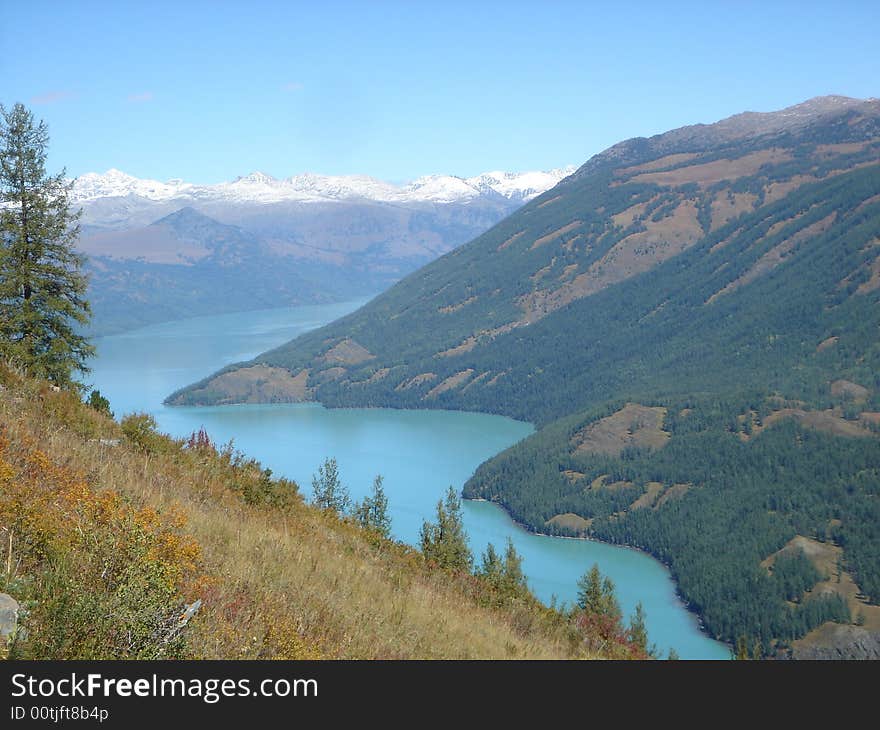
[{"left": 464, "top": 495, "right": 728, "bottom": 650}]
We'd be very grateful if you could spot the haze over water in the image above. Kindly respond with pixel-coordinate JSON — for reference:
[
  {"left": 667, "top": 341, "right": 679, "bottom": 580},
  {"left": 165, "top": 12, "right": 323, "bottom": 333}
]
[{"left": 89, "top": 299, "right": 731, "bottom": 659}]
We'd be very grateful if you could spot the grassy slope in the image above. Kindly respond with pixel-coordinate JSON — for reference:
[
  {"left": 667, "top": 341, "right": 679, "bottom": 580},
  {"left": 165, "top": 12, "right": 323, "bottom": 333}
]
[{"left": 0, "top": 365, "right": 639, "bottom": 660}]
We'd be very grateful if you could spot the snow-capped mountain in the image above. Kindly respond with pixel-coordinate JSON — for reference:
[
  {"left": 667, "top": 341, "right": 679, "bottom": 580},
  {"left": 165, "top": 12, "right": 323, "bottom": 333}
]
[
  {"left": 74, "top": 164, "right": 576, "bottom": 335},
  {"left": 72, "top": 166, "right": 575, "bottom": 207}
]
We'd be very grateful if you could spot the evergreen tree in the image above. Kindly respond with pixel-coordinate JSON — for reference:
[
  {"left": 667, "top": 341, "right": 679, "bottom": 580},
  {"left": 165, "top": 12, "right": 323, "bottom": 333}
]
[
  {"left": 627, "top": 602, "right": 650, "bottom": 655},
  {"left": 310, "top": 457, "right": 350, "bottom": 514},
  {"left": 501, "top": 537, "right": 528, "bottom": 592},
  {"left": 354, "top": 474, "right": 391, "bottom": 538},
  {"left": 478, "top": 542, "right": 503, "bottom": 579},
  {"left": 86, "top": 388, "right": 113, "bottom": 418},
  {"left": 0, "top": 103, "right": 92, "bottom": 385},
  {"left": 576, "top": 563, "right": 622, "bottom": 621},
  {"left": 478, "top": 537, "right": 529, "bottom": 599},
  {"left": 419, "top": 486, "right": 472, "bottom": 571}
]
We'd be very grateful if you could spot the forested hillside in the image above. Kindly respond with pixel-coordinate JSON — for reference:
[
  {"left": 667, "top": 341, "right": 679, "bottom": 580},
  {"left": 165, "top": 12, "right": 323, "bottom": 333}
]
[{"left": 169, "top": 96, "right": 880, "bottom": 655}]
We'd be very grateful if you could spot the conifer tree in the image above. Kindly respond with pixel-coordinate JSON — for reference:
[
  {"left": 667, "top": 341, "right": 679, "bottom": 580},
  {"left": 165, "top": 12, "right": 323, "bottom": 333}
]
[
  {"left": 419, "top": 486, "right": 472, "bottom": 571},
  {"left": 576, "top": 563, "right": 622, "bottom": 621},
  {"left": 627, "top": 602, "right": 649, "bottom": 655},
  {"left": 0, "top": 103, "right": 92, "bottom": 385}
]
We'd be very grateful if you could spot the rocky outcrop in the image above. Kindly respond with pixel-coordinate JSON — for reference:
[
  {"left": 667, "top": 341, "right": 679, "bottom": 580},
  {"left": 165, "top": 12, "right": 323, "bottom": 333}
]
[
  {"left": 0, "top": 592, "right": 20, "bottom": 644},
  {"left": 786, "top": 624, "right": 880, "bottom": 660}
]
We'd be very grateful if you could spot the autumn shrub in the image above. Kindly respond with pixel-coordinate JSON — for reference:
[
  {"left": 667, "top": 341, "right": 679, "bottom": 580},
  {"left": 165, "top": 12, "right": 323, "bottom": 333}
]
[
  {"left": 0, "top": 432, "right": 203, "bottom": 659},
  {"left": 120, "top": 412, "right": 170, "bottom": 454}
]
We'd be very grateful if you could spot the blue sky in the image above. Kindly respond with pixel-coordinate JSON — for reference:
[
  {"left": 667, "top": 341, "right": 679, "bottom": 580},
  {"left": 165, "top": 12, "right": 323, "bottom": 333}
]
[{"left": 2, "top": 1, "right": 878, "bottom": 183}]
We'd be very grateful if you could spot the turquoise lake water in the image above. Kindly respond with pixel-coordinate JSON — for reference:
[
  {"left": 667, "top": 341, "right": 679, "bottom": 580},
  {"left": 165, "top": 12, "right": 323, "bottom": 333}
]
[{"left": 88, "top": 299, "right": 731, "bottom": 659}]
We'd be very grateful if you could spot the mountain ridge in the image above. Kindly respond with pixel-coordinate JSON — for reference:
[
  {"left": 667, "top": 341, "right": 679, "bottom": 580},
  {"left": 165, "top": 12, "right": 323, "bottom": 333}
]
[{"left": 72, "top": 165, "right": 576, "bottom": 208}]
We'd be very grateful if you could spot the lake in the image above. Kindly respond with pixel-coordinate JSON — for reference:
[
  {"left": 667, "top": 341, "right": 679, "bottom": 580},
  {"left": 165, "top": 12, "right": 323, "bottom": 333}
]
[{"left": 88, "top": 298, "right": 731, "bottom": 659}]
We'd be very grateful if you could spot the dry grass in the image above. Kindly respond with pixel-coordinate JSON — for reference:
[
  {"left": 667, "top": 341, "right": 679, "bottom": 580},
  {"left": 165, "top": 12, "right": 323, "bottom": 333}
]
[
  {"left": 628, "top": 149, "right": 792, "bottom": 187},
  {"left": 630, "top": 482, "right": 665, "bottom": 511},
  {"left": 1, "top": 368, "right": 615, "bottom": 659},
  {"left": 707, "top": 213, "right": 837, "bottom": 304},
  {"left": 571, "top": 404, "right": 670, "bottom": 457},
  {"left": 762, "top": 536, "right": 880, "bottom": 639},
  {"left": 425, "top": 370, "right": 475, "bottom": 399},
  {"left": 321, "top": 338, "right": 375, "bottom": 365},
  {"left": 519, "top": 200, "right": 702, "bottom": 325},
  {"left": 545, "top": 513, "right": 592, "bottom": 533},
  {"left": 530, "top": 221, "right": 582, "bottom": 250},
  {"left": 176, "top": 365, "right": 312, "bottom": 405}
]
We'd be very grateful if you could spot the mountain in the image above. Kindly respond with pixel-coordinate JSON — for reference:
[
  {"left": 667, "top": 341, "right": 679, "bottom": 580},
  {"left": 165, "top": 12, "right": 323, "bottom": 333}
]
[
  {"left": 82, "top": 207, "right": 364, "bottom": 334},
  {"left": 75, "top": 167, "right": 572, "bottom": 334},
  {"left": 170, "top": 96, "right": 880, "bottom": 656},
  {"left": 72, "top": 166, "right": 575, "bottom": 209}
]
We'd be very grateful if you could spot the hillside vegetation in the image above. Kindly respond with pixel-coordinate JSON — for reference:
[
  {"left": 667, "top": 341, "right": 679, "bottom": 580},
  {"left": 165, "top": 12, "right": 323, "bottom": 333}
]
[
  {"left": 169, "top": 96, "right": 880, "bottom": 655},
  {"left": 0, "top": 364, "right": 644, "bottom": 660}
]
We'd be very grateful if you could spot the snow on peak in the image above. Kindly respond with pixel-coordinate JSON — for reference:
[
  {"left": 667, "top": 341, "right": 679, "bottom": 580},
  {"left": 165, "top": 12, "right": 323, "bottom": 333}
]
[
  {"left": 74, "top": 169, "right": 191, "bottom": 202},
  {"left": 72, "top": 165, "right": 573, "bottom": 206},
  {"left": 466, "top": 166, "right": 576, "bottom": 201}
]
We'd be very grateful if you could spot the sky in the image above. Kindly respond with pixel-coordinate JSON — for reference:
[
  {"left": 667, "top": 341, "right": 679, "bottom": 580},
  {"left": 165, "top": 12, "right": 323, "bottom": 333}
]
[{"left": 2, "top": 0, "right": 878, "bottom": 184}]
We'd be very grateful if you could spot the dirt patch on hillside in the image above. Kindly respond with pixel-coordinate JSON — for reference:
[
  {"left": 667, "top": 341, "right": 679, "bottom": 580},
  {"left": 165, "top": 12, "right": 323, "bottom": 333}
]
[
  {"left": 438, "top": 296, "right": 478, "bottom": 314},
  {"left": 757, "top": 408, "right": 874, "bottom": 438},
  {"left": 610, "top": 196, "right": 660, "bottom": 228},
  {"left": 571, "top": 404, "right": 670, "bottom": 456},
  {"left": 485, "top": 371, "right": 507, "bottom": 387},
  {"left": 617, "top": 153, "right": 700, "bottom": 177},
  {"left": 710, "top": 192, "right": 758, "bottom": 231},
  {"left": 353, "top": 367, "right": 390, "bottom": 385},
  {"left": 496, "top": 231, "right": 524, "bottom": 252},
  {"left": 707, "top": 212, "right": 837, "bottom": 303},
  {"left": 395, "top": 373, "right": 437, "bottom": 391},
  {"left": 831, "top": 379, "right": 870, "bottom": 403},
  {"left": 322, "top": 338, "right": 375, "bottom": 365},
  {"left": 520, "top": 200, "right": 702, "bottom": 323},
  {"left": 461, "top": 371, "right": 492, "bottom": 391},
  {"left": 761, "top": 535, "right": 837, "bottom": 574},
  {"left": 537, "top": 194, "right": 563, "bottom": 209},
  {"left": 437, "top": 336, "right": 478, "bottom": 358},
  {"left": 763, "top": 175, "right": 817, "bottom": 204},
  {"left": 531, "top": 221, "right": 582, "bottom": 250},
  {"left": 816, "top": 336, "right": 839, "bottom": 352},
  {"left": 437, "top": 321, "right": 522, "bottom": 357},
  {"left": 630, "top": 149, "right": 792, "bottom": 187},
  {"left": 546, "top": 513, "right": 592, "bottom": 533},
  {"left": 814, "top": 141, "right": 870, "bottom": 157},
  {"left": 314, "top": 366, "right": 346, "bottom": 383},
  {"left": 531, "top": 257, "right": 557, "bottom": 282},
  {"left": 763, "top": 536, "right": 880, "bottom": 635},
  {"left": 655, "top": 483, "right": 691, "bottom": 508},
  {"left": 630, "top": 482, "right": 665, "bottom": 510},
  {"left": 587, "top": 475, "right": 634, "bottom": 492},
  {"left": 195, "top": 365, "right": 312, "bottom": 404},
  {"left": 425, "top": 370, "right": 474, "bottom": 399}
]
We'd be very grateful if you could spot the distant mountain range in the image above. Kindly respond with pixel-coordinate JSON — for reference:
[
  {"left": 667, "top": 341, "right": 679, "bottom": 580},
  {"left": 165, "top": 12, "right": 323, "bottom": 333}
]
[
  {"left": 169, "top": 95, "right": 880, "bottom": 657},
  {"left": 75, "top": 166, "right": 573, "bottom": 334},
  {"left": 73, "top": 167, "right": 575, "bottom": 209}
]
